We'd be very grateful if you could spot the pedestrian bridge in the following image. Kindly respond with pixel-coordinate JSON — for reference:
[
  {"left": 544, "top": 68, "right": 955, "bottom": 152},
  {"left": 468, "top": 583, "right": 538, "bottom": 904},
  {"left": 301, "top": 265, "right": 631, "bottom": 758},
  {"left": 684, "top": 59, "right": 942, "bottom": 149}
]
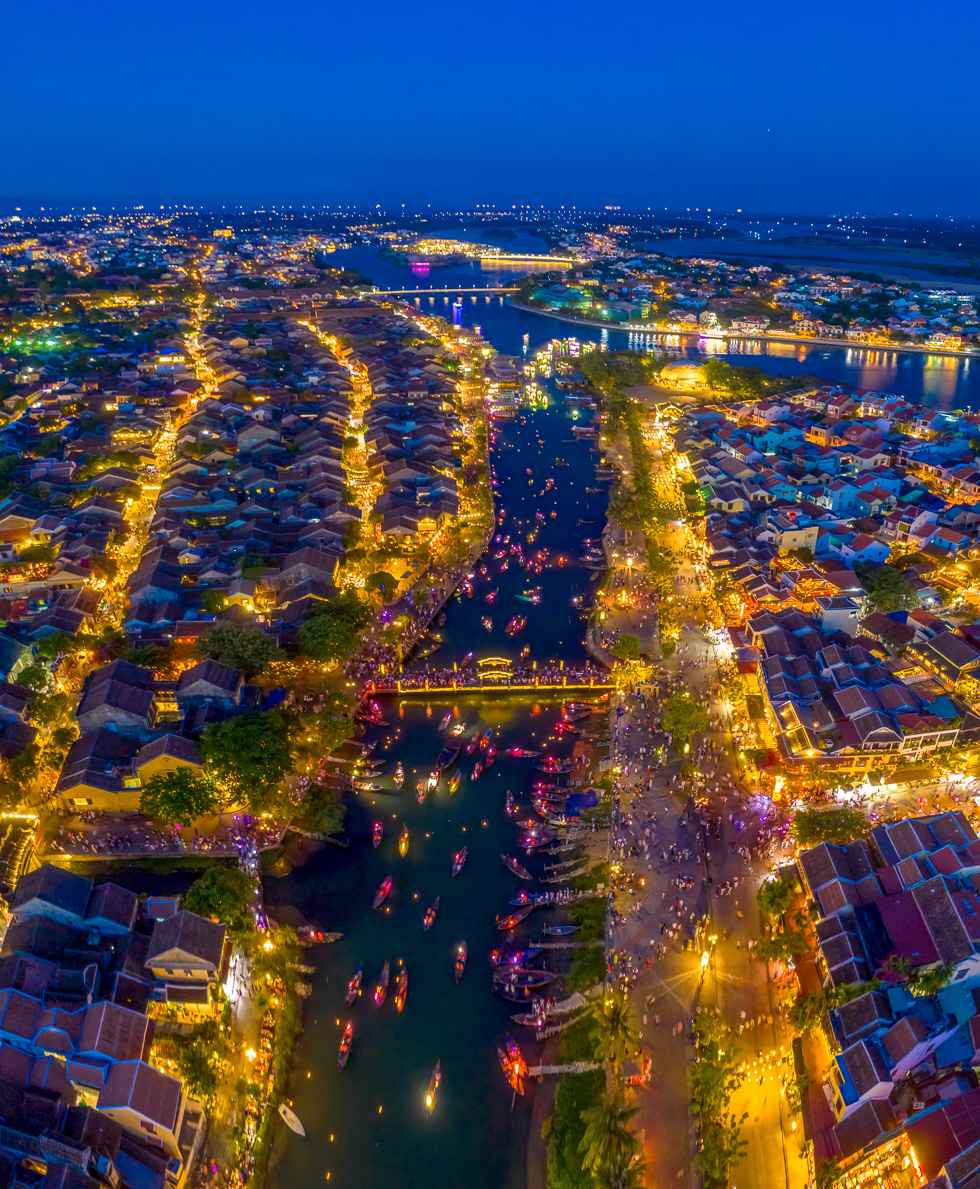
[{"left": 363, "top": 656, "right": 614, "bottom": 696}]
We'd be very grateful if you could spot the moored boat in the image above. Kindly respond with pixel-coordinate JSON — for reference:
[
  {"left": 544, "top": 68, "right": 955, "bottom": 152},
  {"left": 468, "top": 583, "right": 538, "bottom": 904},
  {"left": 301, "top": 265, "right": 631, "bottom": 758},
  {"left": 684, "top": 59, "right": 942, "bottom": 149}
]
[
  {"left": 505, "top": 790, "right": 517, "bottom": 817},
  {"left": 425, "top": 1060, "right": 441, "bottom": 1116},
  {"left": 423, "top": 897, "right": 440, "bottom": 931},
  {"left": 543, "top": 924, "right": 580, "bottom": 936},
  {"left": 452, "top": 847, "right": 468, "bottom": 876},
  {"left": 435, "top": 744, "right": 460, "bottom": 770},
  {"left": 337, "top": 1021, "right": 353, "bottom": 1070},
  {"left": 496, "top": 905, "right": 533, "bottom": 931},
  {"left": 465, "top": 733, "right": 480, "bottom": 755},
  {"left": 497, "top": 1035, "right": 528, "bottom": 1095},
  {"left": 394, "top": 964, "right": 408, "bottom": 1012},
  {"left": 480, "top": 729, "right": 492, "bottom": 751},
  {"left": 399, "top": 825, "right": 409, "bottom": 857},
  {"left": 502, "top": 854, "right": 533, "bottom": 881},
  {"left": 373, "top": 876, "right": 393, "bottom": 910},
  {"left": 373, "top": 961, "right": 390, "bottom": 1007},
  {"left": 454, "top": 942, "right": 467, "bottom": 982},
  {"left": 345, "top": 964, "right": 362, "bottom": 1006},
  {"left": 439, "top": 711, "right": 452, "bottom": 731},
  {"left": 485, "top": 744, "right": 496, "bottom": 768},
  {"left": 278, "top": 1103, "right": 306, "bottom": 1135},
  {"left": 494, "top": 968, "right": 556, "bottom": 989},
  {"left": 372, "top": 821, "right": 383, "bottom": 849}
]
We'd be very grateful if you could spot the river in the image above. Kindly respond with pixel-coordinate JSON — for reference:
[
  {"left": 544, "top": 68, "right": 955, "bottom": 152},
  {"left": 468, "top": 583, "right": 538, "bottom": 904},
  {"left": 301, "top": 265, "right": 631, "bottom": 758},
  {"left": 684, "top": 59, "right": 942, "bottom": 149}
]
[{"left": 264, "top": 236, "right": 979, "bottom": 1189}]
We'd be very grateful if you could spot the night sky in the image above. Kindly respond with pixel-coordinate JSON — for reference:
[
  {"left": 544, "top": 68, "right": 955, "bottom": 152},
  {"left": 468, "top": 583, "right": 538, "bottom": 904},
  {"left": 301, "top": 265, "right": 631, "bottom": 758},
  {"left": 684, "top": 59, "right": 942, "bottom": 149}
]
[{"left": 4, "top": 0, "right": 978, "bottom": 215}]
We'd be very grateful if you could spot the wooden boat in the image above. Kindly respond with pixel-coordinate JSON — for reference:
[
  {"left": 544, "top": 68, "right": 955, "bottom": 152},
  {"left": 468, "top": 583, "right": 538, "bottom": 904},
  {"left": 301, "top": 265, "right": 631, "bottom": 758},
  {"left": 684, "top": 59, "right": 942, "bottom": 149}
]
[
  {"left": 374, "top": 962, "right": 390, "bottom": 1008},
  {"left": 399, "top": 825, "right": 409, "bottom": 857},
  {"left": 354, "top": 781, "right": 381, "bottom": 792},
  {"left": 278, "top": 1103, "right": 306, "bottom": 1135},
  {"left": 502, "top": 854, "right": 533, "bottom": 881},
  {"left": 452, "top": 847, "right": 467, "bottom": 876},
  {"left": 505, "top": 616, "right": 526, "bottom": 636},
  {"left": 439, "top": 711, "right": 452, "bottom": 731},
  {"left": 495, "top": 968, "right": 556, "bottom": 990},
  {"left": 425, "top": 1060, "right": 441, "bottom": 1116},
  {"left": 372, "top": 821, "right": 383, "bottom": 849},
  {"left": 471, "top": 761, "right": 482, "bottom": 782},
  {"left": 505, "top": 790, "right": 517, "bottom": 817},
  {"left": 448, "top": 771, "right": 461, "bottom": 794},
  {"left": 394, "top": 964, "right": 408, "bottom": 1012},
  {"left": 479, "top": 729, "right": 492, "bottom": 751},
  {"left": 496, "top": 905, "right": 533, "bottom": 932},
  {"left": 493, "top": 947, "right": 542, "bottom": 967},
  {"left": 436, "top": 744, "right": 460, "bottom": 770},
  {"left": 454, "top": 942, "right": 467, "bottom": 983},
  {"left": 416, "top": 779, "right": 425, "bottom": 804},
  {"left": 543, "top": 924, "right": 580, "bottom": 937},
  {"left": 345, "top": 964, "right": 362, "bottom": 1006},
  {"left": 465, "top": 733, "right": 480, "bottom": 755},
  {"left": 506, "top": 748, "right": 542, "bottom": 758},
  {"left": 485, "top": 744, "right": 496, "bottom": 768},
  {"left": 427, "top": 768, "right": 439, "bottom": 792},
  {"left": 423, "top": 897, "right": 440, "bottom": 931},
  {"left": 373, "top": 876, "right": 393, "bottom": 910},
  {"left": 450, "top": 721, "right": 466, "bottom": 737},
  {"left": 438, "top": 611, "right": 446, "bottom": 626},
  {"left": 511, "top": 1000, "right": 549, "bottom": 1028},
  {"left": 482, "top": 617, "right": 493, "bottom": 632},
  {"left": 393, "top": 762, "right": 404, "bottom": 789},
  {"left": 337, "top": 1021, "right": 353, "bottom": 1070},
  {"left": 484, "top": 589, "right": 498, "bottom": 603},
  {"left": 497, "top": 1035, "right": 527, "bottom": 1095}
]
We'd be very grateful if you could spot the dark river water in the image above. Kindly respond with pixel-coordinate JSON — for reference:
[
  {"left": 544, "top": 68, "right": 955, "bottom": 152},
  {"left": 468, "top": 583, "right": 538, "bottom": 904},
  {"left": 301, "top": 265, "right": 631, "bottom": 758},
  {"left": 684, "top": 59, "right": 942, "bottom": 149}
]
[{"left": 264, "top": 236, "right": 979, "bottom": 1189}]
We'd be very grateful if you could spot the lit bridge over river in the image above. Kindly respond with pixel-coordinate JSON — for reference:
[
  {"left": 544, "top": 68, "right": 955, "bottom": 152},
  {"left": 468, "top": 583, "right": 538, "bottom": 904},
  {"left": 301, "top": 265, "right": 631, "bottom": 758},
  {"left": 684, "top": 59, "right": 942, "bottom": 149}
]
[
  {"left": 361, "top": 657, "right": 614, "bottom": 697},
  {"left": 366, "top": 287, "right": 520, "bottom": 297}
]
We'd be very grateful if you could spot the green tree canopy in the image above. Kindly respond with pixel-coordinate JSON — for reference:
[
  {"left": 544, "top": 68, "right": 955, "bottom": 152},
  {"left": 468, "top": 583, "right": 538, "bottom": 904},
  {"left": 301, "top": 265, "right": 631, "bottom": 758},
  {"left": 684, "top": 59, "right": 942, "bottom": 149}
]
[
  {"left": 34, "top": 631, "right": 80, "bottom": 661},
  {"left": 295, "top": 592, "right": 371, "bottom": 664},
  {"left": 610, "top": 634, "right": 641, "bottom": 662},
  {"left": 791, "top": 805, "right": 869, "bottom": 849},
  {"left": 200, "top": 708, "right": 296, "bottom": 810},
  {"left": 662, "top": 692, "right": 707, "bottom": 752},
  {"left": 588, "top": 991, "right": 639, "bottom": 1077},
  {"left": 140, "top": 767, "right": 219, "bottom": 825},
  {"left": 197, "top": 622, "right": 279, "bottom": 679},
  {"left": 184, "top": 864, "right": 257, "bottom": 943},
  {"left": 855, "top": 563, "right": 920, "bottom": 613},
  {"left": 365, "top": 570, "right": 398, "bottom": 601},
  {"left": 294, "top": 783, "right": 346, "bottom": 835},
  {"left": 756, "top": 877, "right": 794, "bottom": 922},
  {"left": 14, "top": 666, "right": 51, "bottom": 692},
  {"left": 26, "top": 691, "right": 67, "bottom": 727}
]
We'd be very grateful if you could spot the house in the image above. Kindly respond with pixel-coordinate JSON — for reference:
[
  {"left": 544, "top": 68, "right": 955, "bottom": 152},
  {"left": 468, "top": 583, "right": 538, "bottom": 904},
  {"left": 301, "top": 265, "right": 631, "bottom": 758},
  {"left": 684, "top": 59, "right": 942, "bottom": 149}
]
[
  {"left": 173, "top": 661, "right": 242, "bottom": 712},
  {"left": 145, "top": 912, "right": 226, "bottom": 1003},
  {"left": 134, "top": 736, "right": 203, "bottom": 784}
]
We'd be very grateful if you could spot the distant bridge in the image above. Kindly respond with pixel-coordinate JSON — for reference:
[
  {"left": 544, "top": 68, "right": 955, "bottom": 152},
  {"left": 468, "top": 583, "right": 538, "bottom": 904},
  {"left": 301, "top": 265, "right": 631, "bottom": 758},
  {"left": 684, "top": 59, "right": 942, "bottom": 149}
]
[
  {"left": 367, "top": 287, "right": 520, "bottom": 297},
  {"left": 366, "top": 676, "right": 614, "bottom": 696}
]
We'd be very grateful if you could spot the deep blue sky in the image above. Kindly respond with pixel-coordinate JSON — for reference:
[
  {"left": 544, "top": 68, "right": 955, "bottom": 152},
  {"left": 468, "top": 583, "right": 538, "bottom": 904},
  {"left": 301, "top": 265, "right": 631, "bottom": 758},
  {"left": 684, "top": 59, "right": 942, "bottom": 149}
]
[{"left": 5, "top": 0, "right": 979, "bottom": 216}]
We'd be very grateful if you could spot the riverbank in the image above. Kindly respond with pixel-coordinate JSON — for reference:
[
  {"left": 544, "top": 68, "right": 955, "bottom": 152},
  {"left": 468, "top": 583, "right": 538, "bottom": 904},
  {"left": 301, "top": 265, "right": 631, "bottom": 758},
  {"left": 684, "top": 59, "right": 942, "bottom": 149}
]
[{"left": 508, "top": 300, "right": 980, "bottom": 361}]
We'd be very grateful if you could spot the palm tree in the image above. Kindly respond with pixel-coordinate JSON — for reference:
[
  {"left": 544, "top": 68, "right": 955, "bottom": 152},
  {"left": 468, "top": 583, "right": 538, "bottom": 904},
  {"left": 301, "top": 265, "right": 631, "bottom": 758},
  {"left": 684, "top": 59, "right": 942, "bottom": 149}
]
[
  {"left": 578, "top": 1091, "right": 643, "bottom": 1188},
  {"left": 589, "top": 990, "right": 639, "bottom": 1078}
]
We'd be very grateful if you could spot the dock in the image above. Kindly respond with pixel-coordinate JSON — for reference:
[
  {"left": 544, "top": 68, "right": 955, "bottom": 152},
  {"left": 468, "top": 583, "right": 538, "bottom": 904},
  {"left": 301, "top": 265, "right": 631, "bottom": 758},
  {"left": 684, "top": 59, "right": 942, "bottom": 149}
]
[{"left": 528, "top": 1061, "right": 601, "bottom": 1077}]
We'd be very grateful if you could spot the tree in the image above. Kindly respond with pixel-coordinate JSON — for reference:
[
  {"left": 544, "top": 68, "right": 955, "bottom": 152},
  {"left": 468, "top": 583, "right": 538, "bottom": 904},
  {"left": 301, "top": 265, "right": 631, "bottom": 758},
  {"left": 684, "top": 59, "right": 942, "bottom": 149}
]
[
  {"left": 610, "top": 634, "right": 641, "bottom": 662},
  {"left": 365, "top": 570, "right": 398, "bottom": 601},
  {"left": 294, "top": 783, "right": 346, "bottom": 836},
  {"left": 791, "top": 805, "right": 869, "bottom": 848},
  {"left": 51, "top": 724, "right": 78, "bottom": 750},
  {"left": 34, "top": 632, "right": 79, "bottom": 661},
  {"left": 26, "top": 691, "right": 66, "bottom": 726},
  {"left": 197, "top": 622, "right": 279, "bottom": 679},
  {"left": 662, "top": 692, "right": 707, "bottom": 752},
  {"left": 14, "top": 666, "right": 50, "bottom": 692},
  {"left": 252, "top": 923, "right": 302, "bottom": 990},
  {"left": 295, "top": 593, "right": 371, "bottom": 664},
  {"left": 578, "top": 1092, "right": 642, "bottom": 1188},
  {"left": 200, "top": 708, "right": 296, "bottom": 810},
  {"left": 855, "top": 563, "right": 920, "bottom": 613},
  {"left": 756, "top": 877, "right": 793, "bottom": 922},
  {"left": 589, "top": 991, "right": 639, "bottom": 1077},
  {"left": 178, "top": 1037, "right": 218, "bottom": 1102},
  {"left": 140, "top": 767, "right": 219, "bottom": 825},
  {"left": 184, "top": 865, "right": 256, "bottom": 943},
  {"left": 17, "top": 544, "right": 56, "bottom": 566}
]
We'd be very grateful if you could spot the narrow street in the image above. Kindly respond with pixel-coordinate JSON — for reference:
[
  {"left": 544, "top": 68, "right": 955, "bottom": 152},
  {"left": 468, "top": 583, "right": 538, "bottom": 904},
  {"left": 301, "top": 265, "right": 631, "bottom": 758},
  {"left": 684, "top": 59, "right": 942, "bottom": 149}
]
[{"left": 604, "top": 551, "right": 809, "bottom": 1189}]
